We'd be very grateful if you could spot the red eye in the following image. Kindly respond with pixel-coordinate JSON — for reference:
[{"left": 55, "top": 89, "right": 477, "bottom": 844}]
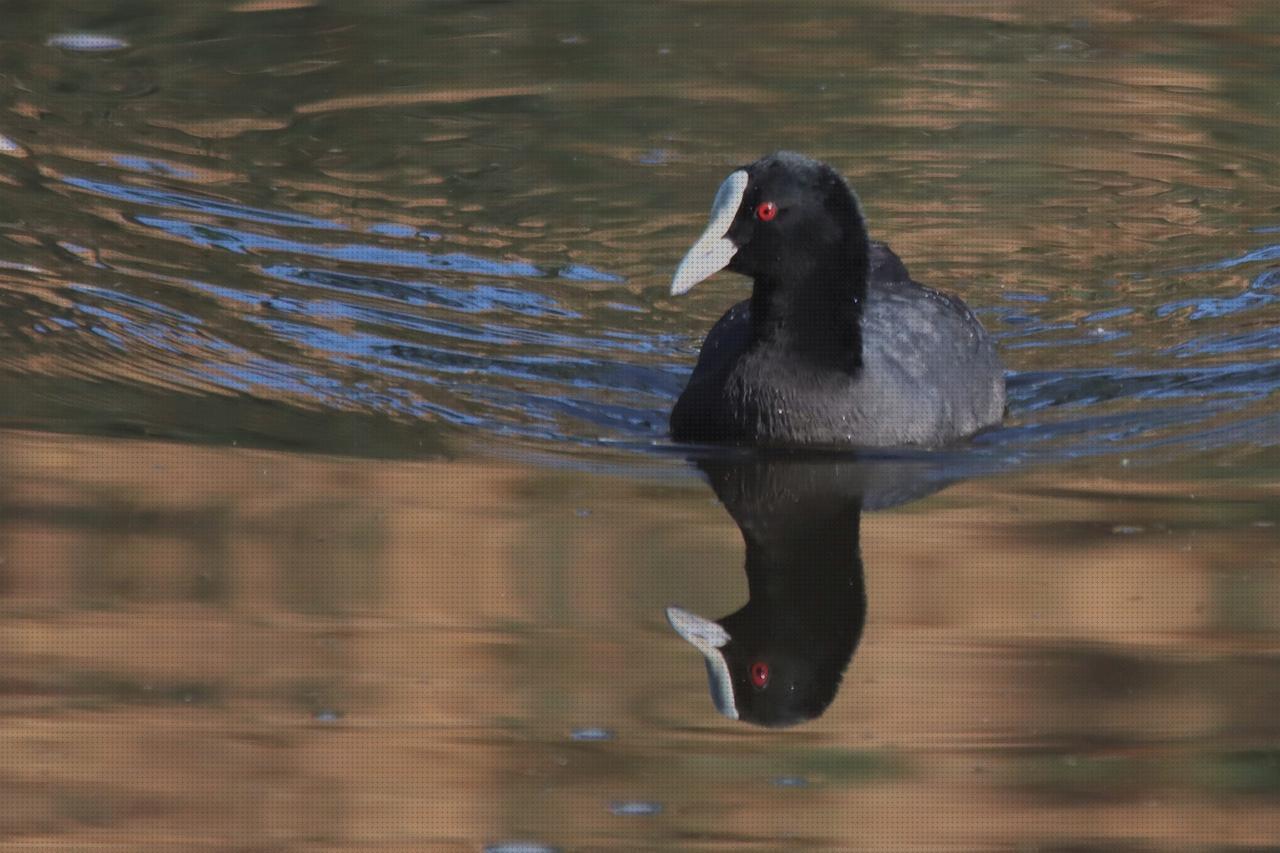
[
  {"left": 755, "top": 201, "right": 778, "bottom": 222},
  {"left": 750, "top": 661, "right": 770, "bottom": 688}
]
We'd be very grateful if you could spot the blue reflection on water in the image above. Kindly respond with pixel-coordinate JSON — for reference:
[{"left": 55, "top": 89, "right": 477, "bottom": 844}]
[
  {"left": 558, "top": 263, "right": 624, "bottom": 282},
  {"left": 1157, "top": 290, "right": 1276, "bottom": 321},
  {"left": 1081, "top": 307, "right": 1134, "bottom": 323},
  {"left": 366, "top": 222, "right": 419, "bottom": 238},
  {"left": 261, "top": 264, "right": 578, "bottom": 318},
  {"left": 112, "top": 155, "right": 201, "bottom": 181},
  {"left": 65, "top": 177, "right": 343, "bottom": 230},
  {"left": 138, "top": 215, "right": 546, "bottom": 278},
  {"left": 1177, "top": 241, "right": 1280, "bottom": 272},
  {"left": 64, "top": 173, "right": 616, "bottom": 281},
  {"left": 1010, "top": 362, "right": 1280, "bottom": 409},
  {"left": 69, "top": 284, "right": 203, "bottom": 325}
]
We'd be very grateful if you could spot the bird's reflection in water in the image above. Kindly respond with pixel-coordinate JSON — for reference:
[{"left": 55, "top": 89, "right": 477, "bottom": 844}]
[{"left": 668, "top": 450, "right": 946, "bottom": 727}]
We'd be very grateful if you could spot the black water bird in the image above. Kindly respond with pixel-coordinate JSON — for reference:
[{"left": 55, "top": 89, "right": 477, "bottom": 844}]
[
  {"left": 669, "top": 151, "right": 1005, "bottom": 448},
  {"left": 667, "top": 452, "right": 944, "bottom": 727}
]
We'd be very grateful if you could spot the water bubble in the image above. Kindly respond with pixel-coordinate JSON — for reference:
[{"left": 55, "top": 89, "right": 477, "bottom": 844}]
[
  {"left": 608, "top": 801, "right": 662, "bottom": 816},
  {"left": 771, "top": 775, "right": 809, "bottom": 788},
  {"left": 570, "top": 727, "right": 614, "bottom": 742},
  {"left": 47, "top": 32, "right": 130, "bottom": 52},
  {"left": 636, "top": 148, "right": 672, "bottom": 166}
]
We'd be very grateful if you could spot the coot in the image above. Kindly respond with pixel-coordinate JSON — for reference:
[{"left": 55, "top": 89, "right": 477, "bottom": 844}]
[{"left": 669, "top": 151, "right": 1004, "bottom": 448}]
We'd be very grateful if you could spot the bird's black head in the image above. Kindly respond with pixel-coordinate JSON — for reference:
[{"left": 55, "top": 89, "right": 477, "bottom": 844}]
[
  {"left": 727, "top": 152, "right": 869, "bottom": 289},
  {"left": 672, "top": 152, "right": 870, "bottom": 290},
  {"left": 671, "top": 152, "right": 871, "bottom": 361}
]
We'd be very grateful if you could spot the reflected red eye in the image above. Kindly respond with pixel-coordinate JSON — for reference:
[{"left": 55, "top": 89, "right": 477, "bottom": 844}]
[
  {"left": 755, "top": 201, "right": 778, "bottom": 222},
  {"left": 750, "top": 661, "right": 770, "bottom": 688}
]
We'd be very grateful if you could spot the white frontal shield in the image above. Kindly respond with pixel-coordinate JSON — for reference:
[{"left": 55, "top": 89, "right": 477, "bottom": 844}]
[{"left": 670, "top": 170, "right": 749, "bottom": 296}]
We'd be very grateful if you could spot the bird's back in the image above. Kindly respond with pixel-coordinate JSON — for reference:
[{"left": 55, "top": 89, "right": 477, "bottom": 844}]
[{"left": 670, "top": 243, "right": 1005, "bottom": 448}]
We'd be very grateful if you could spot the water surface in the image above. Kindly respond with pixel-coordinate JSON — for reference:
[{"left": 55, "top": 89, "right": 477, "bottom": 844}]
[{"left": 2, "top": 1, "right": 1280, "bottom": 849}]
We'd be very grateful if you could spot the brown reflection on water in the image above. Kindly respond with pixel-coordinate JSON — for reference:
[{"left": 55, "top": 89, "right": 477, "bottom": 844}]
[{"left": 3, "top": 429, "right": 1280, "bottom": 848}]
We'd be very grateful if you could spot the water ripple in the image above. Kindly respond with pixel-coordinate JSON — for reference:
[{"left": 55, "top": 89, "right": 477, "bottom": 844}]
[
  {"left": 261, "top": 264, "right": 578, "bottom": 318},
  {"left": 137, "top": 216, "right": 547, "bottom": 278},
  {"left": 3, "top": 3, "right": 1280, "bottom": 470},
  {"left": 64, "top": 176, "right": 343, "bottom": 230}
]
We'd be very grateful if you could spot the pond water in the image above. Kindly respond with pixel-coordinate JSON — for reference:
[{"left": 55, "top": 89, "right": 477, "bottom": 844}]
[{"left": 2, "top": 1, "right": 1279, "bottom": 849}]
